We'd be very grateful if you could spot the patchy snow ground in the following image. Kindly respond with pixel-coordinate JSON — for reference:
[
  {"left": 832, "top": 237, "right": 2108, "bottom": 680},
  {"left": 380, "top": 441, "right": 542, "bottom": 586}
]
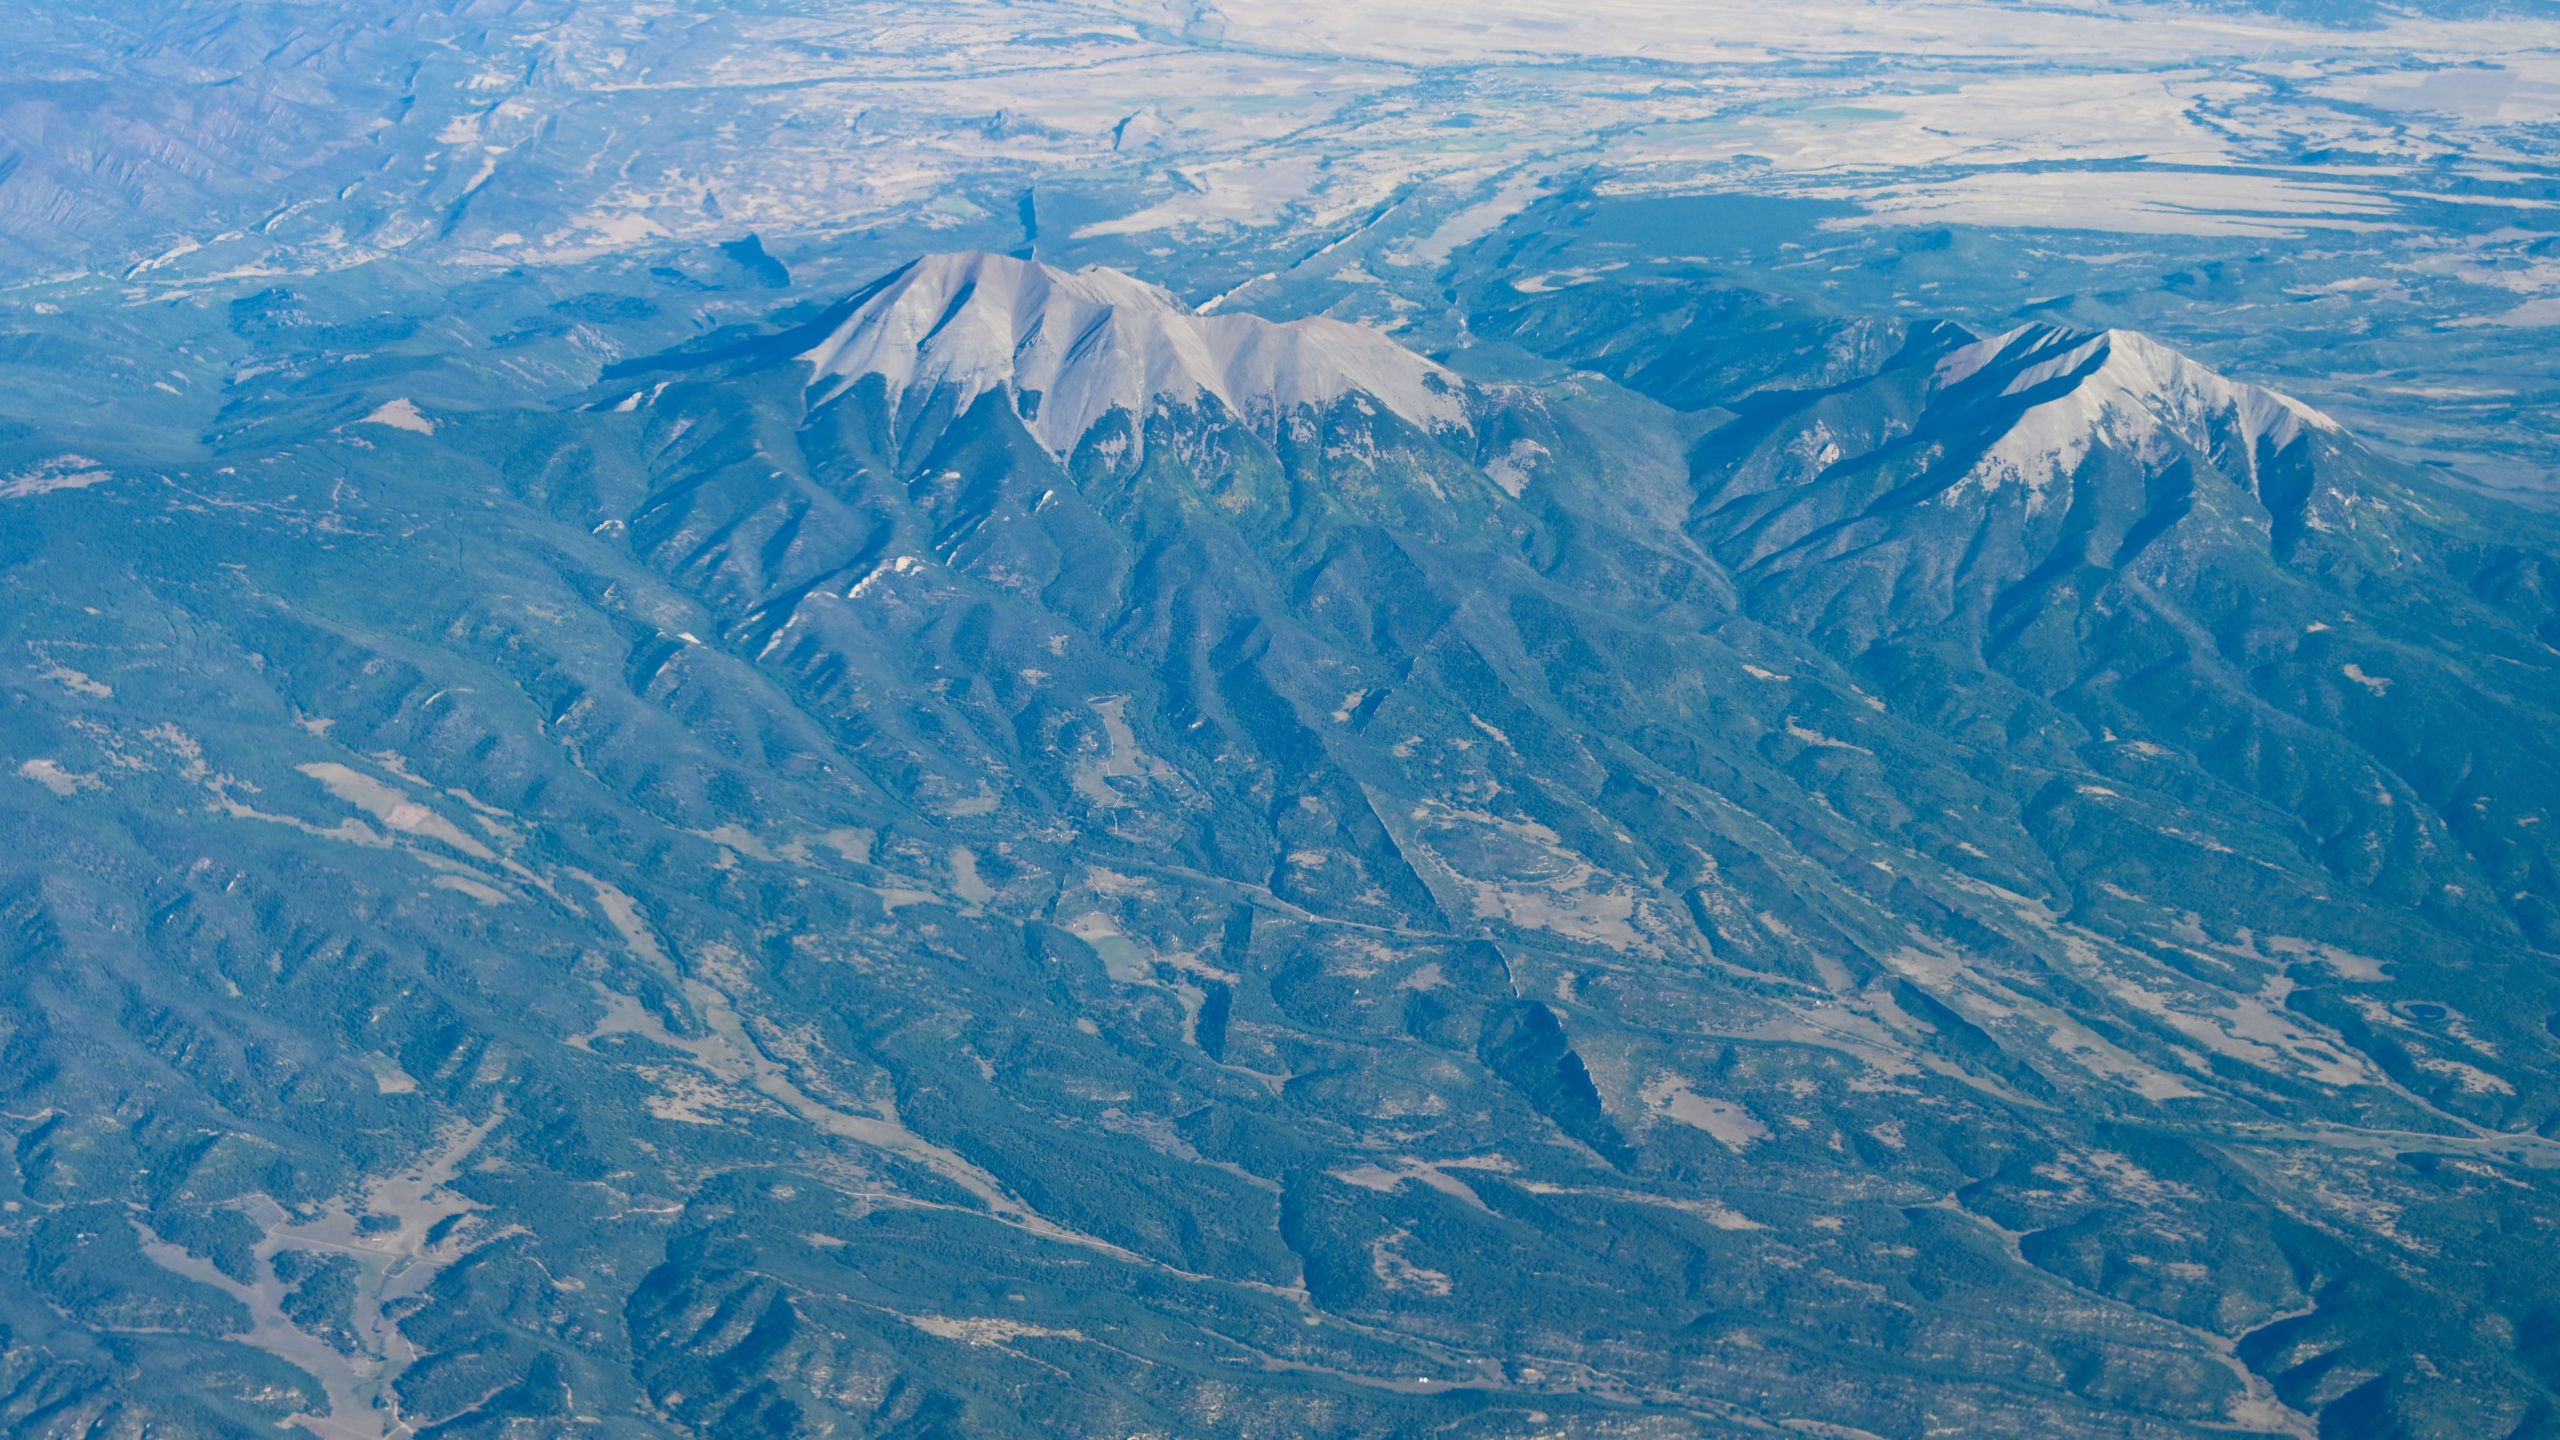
[{"left": 31, "top": 0, "right": 2560, "bottom": 285}]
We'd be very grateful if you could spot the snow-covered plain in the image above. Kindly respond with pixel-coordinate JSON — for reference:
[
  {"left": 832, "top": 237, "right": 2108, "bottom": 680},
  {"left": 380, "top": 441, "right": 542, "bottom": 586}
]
[{"left": 7, "top": 0, "right": 2556, "bottom": 285}]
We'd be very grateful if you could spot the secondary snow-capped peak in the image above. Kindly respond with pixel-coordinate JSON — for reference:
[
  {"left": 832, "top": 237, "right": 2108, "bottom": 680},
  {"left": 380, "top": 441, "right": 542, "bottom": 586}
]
[
  {"left": 798, "top": 252, "right": 1470, "bottom": 454},
  {"left": 1931, "top": 324, "right": 2338, "bottom": 503}
]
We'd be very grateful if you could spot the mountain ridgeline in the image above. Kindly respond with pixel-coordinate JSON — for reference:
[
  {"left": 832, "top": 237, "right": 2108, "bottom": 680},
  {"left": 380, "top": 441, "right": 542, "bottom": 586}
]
[{"left": 3, "top": 250, "right": 2557, "bottom": 1439}]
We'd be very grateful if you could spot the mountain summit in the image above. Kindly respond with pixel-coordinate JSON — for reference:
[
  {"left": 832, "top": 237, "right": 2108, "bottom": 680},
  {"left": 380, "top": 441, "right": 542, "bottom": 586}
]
[
  {"left": 1929, "top": 323, "right": 2340, "bottom": 502},
  {"left": 795, "top": 251, "right": 1470, "bottom": 453}
]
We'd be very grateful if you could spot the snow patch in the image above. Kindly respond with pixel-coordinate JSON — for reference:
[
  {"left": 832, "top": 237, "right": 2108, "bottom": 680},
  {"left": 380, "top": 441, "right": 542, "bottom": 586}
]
[
  {"left": 17, "top": 759, "right": 103, "bottom": 796},
  {"left": 0, "top": 456, "right": 112, "bottom": 499},
  {"left": 848, "top": 554, "right": 928, "bottom": 599},
  {"left": 1484, "top": 437, "right": 1547, "bottom": 497},
  {"left": 358, "top": 398, "right": 438, "bottom": 435}
]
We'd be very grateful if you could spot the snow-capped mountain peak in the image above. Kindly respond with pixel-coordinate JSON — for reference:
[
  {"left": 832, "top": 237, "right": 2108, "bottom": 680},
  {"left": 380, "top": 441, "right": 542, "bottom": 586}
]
[
  {"left": 798, "top": 252, "right": 1469, "bottom": 453},
  {"left": 1931, "top": 324, "right": 2338, "bottom": 503}
]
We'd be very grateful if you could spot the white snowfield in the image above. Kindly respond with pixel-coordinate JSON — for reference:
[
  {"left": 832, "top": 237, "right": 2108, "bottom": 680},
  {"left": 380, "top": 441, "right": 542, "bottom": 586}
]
[
  {"left": 799, "top": 251, "right": 1469, "bottom": 452},
  {"left": 1933, "top": 324, "right": 2339, "bottom": 503}
]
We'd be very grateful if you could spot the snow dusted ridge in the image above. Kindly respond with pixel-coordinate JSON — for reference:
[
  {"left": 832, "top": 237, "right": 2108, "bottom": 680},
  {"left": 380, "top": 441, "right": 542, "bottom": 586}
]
[
  {"left": 799, "top": 252, "right": 1470, "bottom": 454},
  {"left": 1932, "top": 324, "right": 2340, "bottom": 503}
]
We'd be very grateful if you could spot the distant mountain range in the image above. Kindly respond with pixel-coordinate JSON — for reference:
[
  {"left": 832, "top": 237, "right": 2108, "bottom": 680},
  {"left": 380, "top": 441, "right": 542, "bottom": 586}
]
[{"left": 2, "top": 250, "right": 2555, "bottom": 1439}]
